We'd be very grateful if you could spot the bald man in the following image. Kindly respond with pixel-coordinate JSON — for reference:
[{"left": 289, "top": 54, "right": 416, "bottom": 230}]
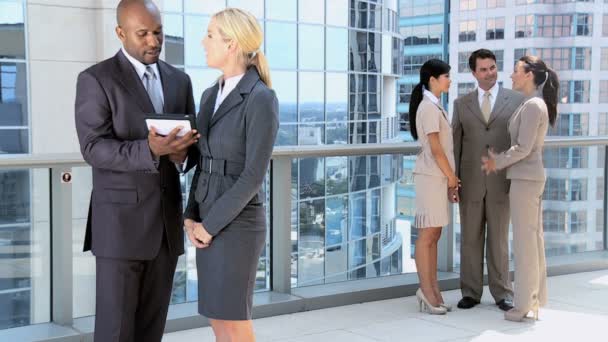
[{"left": 74, "top": 1, "right": 198, "bottom": 341}]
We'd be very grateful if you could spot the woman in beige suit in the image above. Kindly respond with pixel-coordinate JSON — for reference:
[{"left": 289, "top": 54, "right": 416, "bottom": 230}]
[
  {"left": 410, "top": 59, "right": 459, "bottom": 315},
  {"left": 482, "top": 55, "right": 559, "bottom": 322}
]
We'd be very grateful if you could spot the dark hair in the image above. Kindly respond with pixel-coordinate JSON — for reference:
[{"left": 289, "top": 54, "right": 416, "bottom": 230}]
[
  {"left": 409, "top": 59, "right": 451, "bottom": 140},
  {"left": 519, "top": 55, "right": 559, "bottom": 126},
  {"left": 468, "top": 49, "right": 496, "bottom": 72}
]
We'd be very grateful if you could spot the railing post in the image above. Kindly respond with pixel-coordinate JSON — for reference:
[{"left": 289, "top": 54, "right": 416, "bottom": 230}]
[
  {"left": 438, "top": 204, "right": 454, "bottom": 273},
  {"left": 271, "top": 157, "right": 293, "bottom": 294},
  {"left": 50, "top": 166, "right": 73, "bottom": 325}
]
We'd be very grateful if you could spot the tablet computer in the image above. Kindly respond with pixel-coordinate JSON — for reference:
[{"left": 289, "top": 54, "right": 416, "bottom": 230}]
[{"left": 145, "top": 114, "right": 197, "bottom": 137}]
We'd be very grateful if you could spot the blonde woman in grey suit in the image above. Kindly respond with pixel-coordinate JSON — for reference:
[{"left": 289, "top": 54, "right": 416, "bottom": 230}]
[
  {"left": 482, "top": 55, "right": 559, "bottom": 322},
  {"left": 410, "top": 59, "right": 459, "bottom": 315}
]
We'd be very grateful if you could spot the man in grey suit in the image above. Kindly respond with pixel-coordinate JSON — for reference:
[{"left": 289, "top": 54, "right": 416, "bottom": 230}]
[
  {"left": 74, "top": 1, "right": 198, "bottom": 341},
  {"left": 452, "top": 49, "right": 523, "bottom": 311}
]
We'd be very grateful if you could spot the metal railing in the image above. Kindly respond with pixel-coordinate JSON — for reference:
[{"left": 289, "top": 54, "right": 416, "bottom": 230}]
[{"left": 0, "top": 136, "right": 607, "bottom": 339}]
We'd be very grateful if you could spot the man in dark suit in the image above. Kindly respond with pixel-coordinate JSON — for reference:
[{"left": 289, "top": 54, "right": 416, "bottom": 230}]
[{"left": 74, "top": 1, "right": 199, "bottom": 341}]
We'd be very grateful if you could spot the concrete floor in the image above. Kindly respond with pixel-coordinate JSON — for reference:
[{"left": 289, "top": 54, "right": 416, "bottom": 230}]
[{"left": 163, "top": 270, "right": 608, "bottom": 341}]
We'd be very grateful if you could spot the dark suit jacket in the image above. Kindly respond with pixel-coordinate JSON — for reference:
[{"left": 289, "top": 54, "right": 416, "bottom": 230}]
[
  {"left": 75, "top": 50, "right": 197, "bottom": 260},
  {"left": 184, "top": 67, "right": 278, "bottom": 236}
]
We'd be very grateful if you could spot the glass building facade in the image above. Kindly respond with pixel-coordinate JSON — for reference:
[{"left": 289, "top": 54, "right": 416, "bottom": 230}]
[
  {"left": 0, "top": 0, "right": 35, "bottom": 331},
  {"left": 448, "top": 0, "right": 605, "bottom": 263}
]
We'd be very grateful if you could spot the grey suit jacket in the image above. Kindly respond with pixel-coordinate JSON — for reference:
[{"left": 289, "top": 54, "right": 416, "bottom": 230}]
[
  {"left": 75, "top": 50, "right": 197, "bottom": 260},
  {"left": 452, "top": 87, "right": 524, "bottom": 202},
  {"left": 494, "top": 96, "right": 548, "bottom": 181},
  {"left": 184, "top": 67, "right": 279, "bottom": 236}
]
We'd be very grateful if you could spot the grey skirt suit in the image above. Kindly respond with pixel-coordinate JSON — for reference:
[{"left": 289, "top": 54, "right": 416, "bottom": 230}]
[
  {"left": 494, "top": 95, "right": 548, "bottom": 312},
  {"left": 184, "top": 67, "right": 279, "bottom": 320}
]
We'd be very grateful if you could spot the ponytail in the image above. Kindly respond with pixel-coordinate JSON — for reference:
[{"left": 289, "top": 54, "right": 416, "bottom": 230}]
[
  {"left": 408, "top": 83, "right": 424, "bottom": 140},
  {"left": 248, "top": 50, "right": 272, "bottom": 88},
  {"left": 520, "top": 55, "right": 560, "bottom": 126},
  {"left": 542, "top": 68, "right": 559, "bottom": 126},
  {"left": 408, "top": 58, "right": 451, "bottom": 141}
]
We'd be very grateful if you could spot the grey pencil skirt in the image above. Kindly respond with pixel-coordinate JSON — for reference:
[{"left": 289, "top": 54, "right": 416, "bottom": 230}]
[{"left": 196, "top": 220, "right": 266, "bottom": 320}]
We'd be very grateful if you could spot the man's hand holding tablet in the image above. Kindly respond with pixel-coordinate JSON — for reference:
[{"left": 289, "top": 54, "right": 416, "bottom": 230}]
[{"left": 146, "top": 114, "right": 200, "bottom": 163}]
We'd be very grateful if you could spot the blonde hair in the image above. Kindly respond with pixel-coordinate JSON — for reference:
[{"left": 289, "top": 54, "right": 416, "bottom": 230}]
[{"left": 213, "top": 8, "right": 272, "bottom": 88}]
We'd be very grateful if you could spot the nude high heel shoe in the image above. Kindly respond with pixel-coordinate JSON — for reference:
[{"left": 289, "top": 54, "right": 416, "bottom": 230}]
[
  {"left": 440, "top": 303, "right": 453, "bottom": 312},
  {"left": 416, "top": 289, "right": 447, "bottom": 315},
  {"left": 504, "top": 303, "right": 539, "bottom": 322}
]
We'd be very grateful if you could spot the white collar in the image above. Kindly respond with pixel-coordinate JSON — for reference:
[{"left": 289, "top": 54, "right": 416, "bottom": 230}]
[
  {"left": 219, "top": 73, "right": 245, "bottom": 95},
  {"left": 478, "top": 82, "right": 499, "bottom": 99},
  {"left": 423, "top": 88, "right": 440, "bottom": 104},
  {"left": 121, "top": 47, "right": 160, "bottom": 81}
]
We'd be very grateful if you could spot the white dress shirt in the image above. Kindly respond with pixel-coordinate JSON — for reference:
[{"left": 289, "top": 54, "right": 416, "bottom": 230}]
[
  {"left": 423, "top": 88, "right": 440, "bottom": 104},
  {"left": 477, "top": 82, "right": 499, "bottom": 113},
  {"left": 121, "top": 47, "right": 165, "bottom": 105},
  {"left": 214, "top": 73, "right": 245, "bottom": 114}
]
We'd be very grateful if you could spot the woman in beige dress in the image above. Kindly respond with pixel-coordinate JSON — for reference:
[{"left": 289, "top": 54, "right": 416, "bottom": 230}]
[
  {"left": 410, "top": 59, "right": 459, "bottom": 315},
  {"left": 481, "top": 55, "right": 559, "bottom": 322}
]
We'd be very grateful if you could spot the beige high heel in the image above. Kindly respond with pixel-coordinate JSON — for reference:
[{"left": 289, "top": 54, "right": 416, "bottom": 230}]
[
  {"left": 416, "top": 289, "right": 447, "bottom": 315},
  {"left": 440, "top": 303, "right": 453, "bottom": 312},
  {"left": 504, "top": 303, "right": 539, "bottom": 322}
]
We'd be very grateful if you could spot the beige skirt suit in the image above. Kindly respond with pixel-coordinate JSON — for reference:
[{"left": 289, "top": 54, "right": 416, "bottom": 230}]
[
  {"left": 413, "top": 93, "right": 455, "bottom": 229},
  {"left": 493, "top": 95, "right": 549, "bottom": 312}
]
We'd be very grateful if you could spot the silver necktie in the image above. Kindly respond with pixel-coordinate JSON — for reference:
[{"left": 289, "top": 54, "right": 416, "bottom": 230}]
[{"left": 144, "top": 66, "right": 163, "bottom": 113}]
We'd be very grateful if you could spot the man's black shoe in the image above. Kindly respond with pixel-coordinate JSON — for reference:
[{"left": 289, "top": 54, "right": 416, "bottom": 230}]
[
  {"left": 457, "top": 297, "right": 480, "bottom": 309},
  {"left": 497, "top": 299, "right": 514, "bottom": 311}
]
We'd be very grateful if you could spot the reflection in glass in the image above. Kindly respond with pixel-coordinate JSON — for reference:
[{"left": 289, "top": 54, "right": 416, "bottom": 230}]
[
  {"left": 349, "top": 30, "right": 368, "bottom": 72},
  {"left": 326, "top": 28, "right": 348, "bottom": 71},
  {"left": 277, "top": 124, "right": 297, "bottom": 146},
  {"left": 368, "top": 33, "right": 381, "bottom": 72},
  {"left": 348, "top": 239, "right": 366, "bottom": 279},
  {"left": 184, "top": 15, "right": 210, "bottom": 67},
  {"left": 299, "top": 25, "right": 324, "bottom": 70},
  {"left": 291, "top": 201, "right": 298, "bottom": 286},
  {"left": 291, "top": 159, "right": 298, "bottom": 201},
  {"left": 369, "top": 156, "right": 380, "bottom": 188},
  {"left": 299, "top": 72, "right": 324, "bottom": 122},
  {"left": 326, "top": 122, "right": 348, "bottom": 145},
  {"left": 326, "top": 73, "right": 348, "bottom": 121},
  {"left": 0, "top": 169, "right": 51, "bottom": 329},
  {"left": 326, "top": 157, "right": 348, "bottom": 195},
  {"left": 349, "top": 191, "right": 367, "bottom": 239},
  {"left": 0, "top": 1, "right": 25, "bottom": 59},
  {"left": 299, "top": 157, "right": 325, "bottom": 199},
  {"left": 0, "top": 128, "right": 28, "bottom": 153},
  {"left": 266, "top": 22, "right": 297, "bottom": 69},
  {"left": 164, "top": 14, "right": 184, "bottom": 65},
  {"left": 266, "top": 0, "right": 297, "bottom": 21},
  {"left": 325, "top": 196, "right": 348, "bottom": 283},
  {"left": 298, "top": 198, "right": 325, "bottom": 286},
  {"left": 298, "top": 123, "right": 325, "bottom": 145},
  {"left": 184, "top": 0, "right": 224, "bottom": 15},
  {"left": 0, "top": 62, "right": 28, "bottom": 126},
  {"left": 349, "top": 156, "right": 367, "bottom": 192},
  {"left": 272, "top": 71, "right": 297, "bottom": 123}
]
